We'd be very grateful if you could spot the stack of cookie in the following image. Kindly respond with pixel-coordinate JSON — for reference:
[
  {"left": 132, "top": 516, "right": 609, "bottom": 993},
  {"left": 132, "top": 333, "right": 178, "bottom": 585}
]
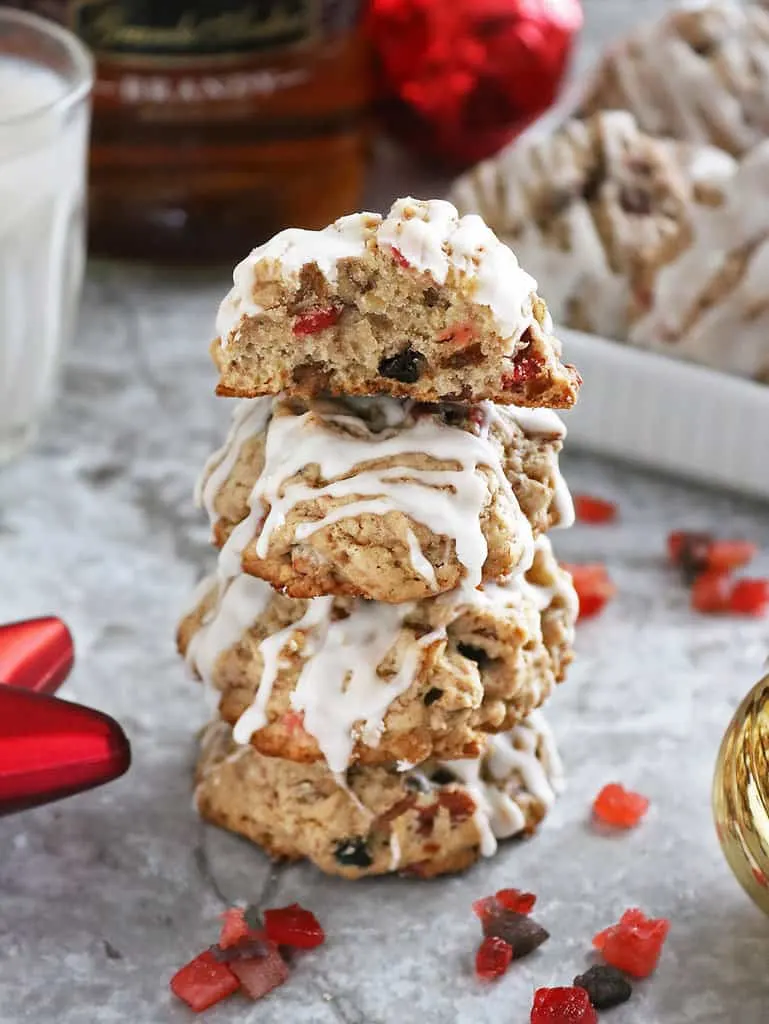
[{"left": 178, "top": 198, "right": 581, "bottom": 879}]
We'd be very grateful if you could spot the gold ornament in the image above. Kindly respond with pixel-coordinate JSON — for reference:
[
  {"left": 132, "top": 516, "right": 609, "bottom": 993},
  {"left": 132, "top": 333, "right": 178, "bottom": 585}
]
[{"left": 713, "top": 674, "right": 769, "bottom": 915}]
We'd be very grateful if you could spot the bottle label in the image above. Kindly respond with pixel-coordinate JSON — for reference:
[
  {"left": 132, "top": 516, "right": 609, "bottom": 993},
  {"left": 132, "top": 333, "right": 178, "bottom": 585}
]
[{"left": 71, "top": 1, "right": 361, "bottom": 58}]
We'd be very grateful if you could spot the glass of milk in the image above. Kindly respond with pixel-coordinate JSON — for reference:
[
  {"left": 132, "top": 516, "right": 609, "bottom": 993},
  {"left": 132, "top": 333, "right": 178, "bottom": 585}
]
[{"left": 0, "top": 10, "right": 92, "bottom": 462}]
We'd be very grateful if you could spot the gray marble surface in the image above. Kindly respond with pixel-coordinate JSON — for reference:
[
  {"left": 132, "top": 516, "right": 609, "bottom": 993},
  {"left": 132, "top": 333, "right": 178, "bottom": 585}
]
[{"left": 3, "top": 3, "right": 769, "bottom": 1022}]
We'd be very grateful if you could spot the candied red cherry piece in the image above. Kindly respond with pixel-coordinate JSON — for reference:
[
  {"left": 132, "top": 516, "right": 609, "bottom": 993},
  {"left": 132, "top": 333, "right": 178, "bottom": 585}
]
[
  {"left": 229, "top": 943, "right": 289, "bottom": 1000},
  {"left": 574, "top": 495, "right": 617, "bottom": 524},
  {"left": 502, "top": 355, "right": 543, "bottom": 387},
  {"left": 263, "top": 902, "right": 325, "bottom": 950},
  {"left": 390, "top": 245, "right": 410, "bottom": 269},
  {"left": 219, "top": 907, "right": 252, "bottom": 950},
  {"left": 292, "top": 305, "right": 342, "bottom": 336},
  {"left": 280, "top": 710, "right": 306, "bottom": 734},
  {"left": 691, "top": 571, "right": 732, "bottom": 613},
  {"left": 475, "top": 935, "right": 512, "bottom": 980},
  {"left": 593, "top": 783, "right": 649, "bottom": 829},
  {"left": 561, "top": 564, "right": 616, "bottom": 620},
  {"left": 472, "top": 895, "right": 498, "bottom": 921},
  {"left": 729, "top": 579, "right": 769, "bottom": 617},
  {"left": 472, "top": 888, "right": 536, "bottom": 922},
  {"left": 170, "top": 950, "right": 240, "bottom": 1012},
  {"left": 531, "top": 986, "right": 597, "bottom": 1023},
  {"left": 706, "top": 540, "right": 757, "bottom": 573},
  {"left": 593, "top": 907, "right": 670, "bottom": 978},
  {"left": 495, "top": 888, "right": 537, "bottom": 914}
]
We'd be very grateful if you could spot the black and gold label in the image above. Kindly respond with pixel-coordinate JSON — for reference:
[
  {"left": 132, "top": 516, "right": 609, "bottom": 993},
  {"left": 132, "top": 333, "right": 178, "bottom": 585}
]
[{"left": 72, "top": 0, "right": 324, "bottom": 57}]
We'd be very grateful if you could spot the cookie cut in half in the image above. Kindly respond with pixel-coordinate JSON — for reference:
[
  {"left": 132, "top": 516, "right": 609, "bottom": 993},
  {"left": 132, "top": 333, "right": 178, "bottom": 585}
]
[{"left": 211, "top": 198, "right": 580, "bottom": 409}]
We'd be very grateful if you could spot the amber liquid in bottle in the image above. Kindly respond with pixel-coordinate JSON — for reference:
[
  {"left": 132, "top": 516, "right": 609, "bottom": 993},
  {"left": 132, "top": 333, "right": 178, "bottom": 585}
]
[{"left": 14, "top": 1, "right": 371, "bottom": 262}]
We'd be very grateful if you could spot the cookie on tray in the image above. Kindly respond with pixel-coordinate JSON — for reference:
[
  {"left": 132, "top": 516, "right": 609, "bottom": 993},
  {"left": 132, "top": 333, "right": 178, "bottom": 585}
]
[
  {"left": 195, "top": 711, "right": 563, "bottom": 880},
  {"left": 197, "top": 394, "right": 573, "bottom": 603},
  {"left": 453, "top": 108, "right": 769, "bottom": 381},
  {"left": 577, "top": 1, "right": 769, "bottom": 157},
  {"left": 451, "top": 110, "right": 735, "bottom": 340},
  {"left": 211, "top": 197, "right": 581, "bottom": 409},
  {"left": 177, "top": 537, "right": 577, "bottom": 773}
]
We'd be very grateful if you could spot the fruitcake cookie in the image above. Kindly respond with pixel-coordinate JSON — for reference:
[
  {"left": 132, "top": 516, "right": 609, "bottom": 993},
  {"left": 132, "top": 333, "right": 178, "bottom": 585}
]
[
  {"left": 195, "top": 711, "right": 563, "bottom": 880},
  {"left": 578, "top": 0, "right": 769, "bottom": 157},
  {"left": 628, "top": 140, "right": 769, "bottom": 380},
  {"left": 178, "top": 537, "right": 577, "bottom": 773},
  {"left": 197, "top": 394, "right": 573, "bottom": 603},
  {"left": 211, "top": 197, "right": 580, "bottom": 409},
  {"left": 451, "top": 110, "right": 736, "bottom": 340}
]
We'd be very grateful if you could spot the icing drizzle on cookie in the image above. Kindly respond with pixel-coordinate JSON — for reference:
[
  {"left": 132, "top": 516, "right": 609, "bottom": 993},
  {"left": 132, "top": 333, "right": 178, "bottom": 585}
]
[
  {"left": 183, "top": 537, "right": 576, "bottom": 774},
  {"left": 199, "top": 395, "right": 572, "bottom": 595},
  {"left": 216, "top": 197, "right": 539, "bottom": 350},
  {"left": 431, "top": 710, "right": 564, "bottom": 857}
]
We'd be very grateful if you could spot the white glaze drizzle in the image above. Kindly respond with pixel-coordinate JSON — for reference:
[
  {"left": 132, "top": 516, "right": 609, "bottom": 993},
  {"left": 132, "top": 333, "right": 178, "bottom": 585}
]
[
  {"left": 183, "top": 536, "right": 572, "bottom": 774},
  {"left": 216, "top": 212, "right": 374, "bottom": 341},
  {"left": 216, "top": 197, "right": 539, "bottom": 351},
  {"left": 227, "top": 407, "right": 531, "bottom": 592},
  {"left": 434, "top": 710, "right": 563, "bottom": 857},
  {"left": 289, "top": 611, "right": 445, "bottom": 774},
  {"left": 203, "top": 394, "right": 577, "bottom": 593},
  {"left": 389, "top": 831, "right": 402, "bottom": 871},
  {"left": 451, "top": 115, "right": 630, "bottom": 338},
  {"left": 584, "top": 0, "right": 769, "bottom": 156},
  {"left": 231, "top": 596, "right": 333, "bottom": 746},
  {"left": 404, "top": 528, "right": 438, "bottom": 589},
  {"left": 630, "top": 139, "right": 769, "bottom": 377},
  {"left": 185, "top": 573, "right": 272, "bottom": 683},
  {"left": 195, "top": 397, "right": 273, "bottom": 526}
]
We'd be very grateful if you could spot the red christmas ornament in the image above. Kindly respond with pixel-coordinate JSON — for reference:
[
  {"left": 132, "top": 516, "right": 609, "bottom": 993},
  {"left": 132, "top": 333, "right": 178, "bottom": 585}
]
[
  {"left": 367, "top": 0, "right": 582, "bottom": 167},
  {"left": 0, "top": 618, "right": 131, "bottom": 816}
]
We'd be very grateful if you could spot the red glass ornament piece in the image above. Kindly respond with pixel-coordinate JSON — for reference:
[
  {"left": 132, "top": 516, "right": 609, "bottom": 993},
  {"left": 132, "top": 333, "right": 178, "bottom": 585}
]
[
  {"left": 0, "top": 617, "right": 74, "bottom": 694},
  {"left": 0, "top": 617, "right": 131, "bottom": 815},
  {"left": 368, "top": 0, "right": 583, "bottom": 166},
  {"left": 0, "top": 686, "right": 131, "bottom": 816}
]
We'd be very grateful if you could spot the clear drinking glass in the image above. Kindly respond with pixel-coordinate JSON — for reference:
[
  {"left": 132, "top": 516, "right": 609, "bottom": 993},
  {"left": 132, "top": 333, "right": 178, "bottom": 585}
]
[{"left": 0, "top": 9, "right": 92, "bottom": 462}]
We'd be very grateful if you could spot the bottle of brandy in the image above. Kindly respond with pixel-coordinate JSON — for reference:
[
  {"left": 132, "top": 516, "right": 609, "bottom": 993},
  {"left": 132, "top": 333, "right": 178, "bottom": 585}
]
[{"left": 8, "top": 1, "right": 371, "bottom": 262}]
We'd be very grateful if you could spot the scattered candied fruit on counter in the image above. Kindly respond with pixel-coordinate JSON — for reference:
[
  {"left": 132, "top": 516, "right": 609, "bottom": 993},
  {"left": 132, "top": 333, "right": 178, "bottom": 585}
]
[
  {"left": 573, "top": 494, "right": 618, "bottom": 524},
  {"left": 475, "top": 935, "right": 513, "bottom": 980},
  {"left": 561, "top": 563, "right": 616, "bottom": 620},
  {"left": 170, "top": 901, "right": 324, "bottom": 1012},
  {"left": 574, "top": 964, "right": 632, "bottom": 1011},
  {"left": 264, "top": 903, "right": 325, "bottom": 949},
  {"left": 592, "top": 783, "right": 649, "bottom": 829},
  {"left": 531, "top": 986, "right": 598, "bottom": 1023},
  {"left": 593, "top": 907, "right": 670, "bottom": 978}
]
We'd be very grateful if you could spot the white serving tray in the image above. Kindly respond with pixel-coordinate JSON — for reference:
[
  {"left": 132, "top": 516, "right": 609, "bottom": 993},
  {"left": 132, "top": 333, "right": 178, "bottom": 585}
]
[{"left": 559, "top": 327, "right": 769, "bottom": 501}]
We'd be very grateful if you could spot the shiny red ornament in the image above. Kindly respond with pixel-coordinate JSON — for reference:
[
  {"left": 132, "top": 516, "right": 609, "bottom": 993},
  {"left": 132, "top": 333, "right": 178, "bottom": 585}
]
[
  {"left": 0, "top": 616, "right": 74, "bottom": 693},
  {"left": 0, "top": 617, "right": 131, "bottom": 815},
  {"left": 367, "top": 0, "right": 582, "bottom": 166}
]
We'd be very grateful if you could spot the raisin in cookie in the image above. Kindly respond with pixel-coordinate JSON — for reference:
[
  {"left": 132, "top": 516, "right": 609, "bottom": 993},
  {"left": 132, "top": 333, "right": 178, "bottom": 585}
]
[
  {"left": 177, "top": 537, "right": 577, "bottom": 773},
  {"left": 197, "top": 394, "right": 573, "bottom": 603},
  {"left": 195, "top": 711, "right": 563, "bottom": 880},
  {"left": 211, "top": 198, "right": 580, "bottom": 409},
  {"left": 578, "top": 1, "right": 769, "bottom": 158}
]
